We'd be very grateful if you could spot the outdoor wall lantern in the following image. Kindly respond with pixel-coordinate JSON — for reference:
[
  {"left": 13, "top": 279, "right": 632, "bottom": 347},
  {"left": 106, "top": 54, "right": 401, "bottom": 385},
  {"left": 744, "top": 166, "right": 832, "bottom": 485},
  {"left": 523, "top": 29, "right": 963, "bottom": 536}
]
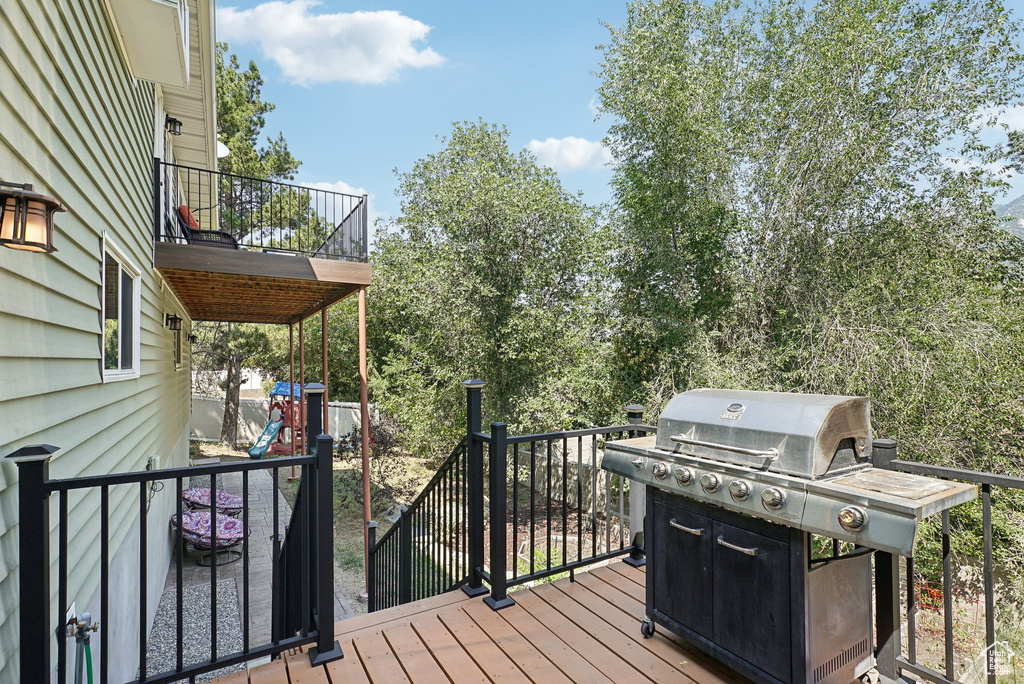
[
  {"left": 165, "top": 116, "right": 183, "bottom": 136},
  {"left": 164, "top": 313, "right": 183, "bottom": 331},
  {"left": 187, "top": 333, "right": 198, "bottom": 344},
  {"left": 0, "top": 182, "right": 64, "bottom": 253}
]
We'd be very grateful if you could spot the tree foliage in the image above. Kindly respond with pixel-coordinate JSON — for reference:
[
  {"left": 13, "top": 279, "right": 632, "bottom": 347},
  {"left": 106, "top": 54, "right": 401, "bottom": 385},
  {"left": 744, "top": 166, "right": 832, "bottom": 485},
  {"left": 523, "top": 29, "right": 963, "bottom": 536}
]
[
  {"left": 367, "top": 121, "right": 617, "bottom": 459},
  {"left": 598, "top": 0, "right": 1024, "bottom": 585}
]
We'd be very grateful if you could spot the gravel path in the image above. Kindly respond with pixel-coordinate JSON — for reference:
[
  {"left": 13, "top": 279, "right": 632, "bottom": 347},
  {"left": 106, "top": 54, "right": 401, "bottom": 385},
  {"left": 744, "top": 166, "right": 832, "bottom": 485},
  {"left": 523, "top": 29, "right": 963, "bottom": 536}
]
[{"left": 144, "top": 579, "right": 243, "bottom": 682}]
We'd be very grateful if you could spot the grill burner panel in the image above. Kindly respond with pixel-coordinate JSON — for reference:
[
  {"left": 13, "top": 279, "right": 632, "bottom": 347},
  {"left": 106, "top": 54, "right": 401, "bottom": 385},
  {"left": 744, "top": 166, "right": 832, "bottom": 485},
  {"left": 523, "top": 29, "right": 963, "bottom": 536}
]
[{"left": 605, "top": 435, "right": 975, "bottom": 556}]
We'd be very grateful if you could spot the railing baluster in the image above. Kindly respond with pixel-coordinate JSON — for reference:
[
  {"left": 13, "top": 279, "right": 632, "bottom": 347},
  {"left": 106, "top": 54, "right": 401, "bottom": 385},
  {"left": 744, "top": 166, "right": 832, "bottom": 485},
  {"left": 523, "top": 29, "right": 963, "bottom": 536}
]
[
  {"left": 618, "top": 471, "right": 625, "bottom": 550},
  {"left": 58, "top": 489, "right": 68, "bottom": 684},
  {"left": 605, "top": 453, "right": 612, "bottom": 554},
  {"left": 242, "top": 469, "right": 250, "bottom": 653},
  {"left": 176, "top": 477, "right": 183, "bottom": 671},
  {"left": 577, "top": 436, "right": 583, "bottom": 564},
  {"left": 562, "top": 437, "right": 568, "bottom": 565},
  {"left": 907, "top": 556, "right": 917, "bottom": 664},
  {"left": 100, "top": 485, "right": 109, "bottom": 684},
  {"left": 530, "top": 441, "right": 536, "bottom": 576},
  {"left": 942, "top": 509, "right": 953, "bottom": 681},
  {"left": 512, "top": 444, "right": 519, "bottom": 580},
  {"left": 592, "top": 436, "right": 598, "bottom": 557},
  {"left": 272, "top": 466, "right": 280, "bottom": 645},
  {"left": 139, "top": 481, "right": 148, "bottom": 680},
  {"left": 211, "top": 473, "right": 218, "bottom": 660},
  {"left": 983, "top": 484, "right": 995, "bottom": 684},
  {"left": 546, "top": 440, "right": 552, "bottom": 571}
]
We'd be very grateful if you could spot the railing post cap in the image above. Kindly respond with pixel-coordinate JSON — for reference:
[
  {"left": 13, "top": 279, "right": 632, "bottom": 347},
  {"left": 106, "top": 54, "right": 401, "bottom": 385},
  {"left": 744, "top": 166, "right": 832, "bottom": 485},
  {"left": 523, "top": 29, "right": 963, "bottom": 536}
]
[
  {"left": 304, "top": 382, "right": 327, "bottom": 394},
  {"left": 873, "top": 439, "right": 898, "bottom": 449},
  {"left": 366, "top": 520, "right": 378, "bottom": 529},
  {"left": 463, "top": 379, "right": 486, "bottom": 390},
  {"left": 5, "top": 444, "right": 59, "bottom": 463},
  {"left": 490, "top": 421, "right": 508, "bottom": 428},
  {"left": 625, "top": 404, "right": 646, "bottom": 413}
]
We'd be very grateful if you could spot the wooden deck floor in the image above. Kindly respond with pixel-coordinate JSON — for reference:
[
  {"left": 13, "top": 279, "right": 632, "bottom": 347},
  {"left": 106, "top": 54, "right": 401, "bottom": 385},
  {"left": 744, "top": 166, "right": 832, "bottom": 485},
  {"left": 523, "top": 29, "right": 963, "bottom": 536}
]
[{"left": 213, "top": 563, "right": 746, "bottom": 684}]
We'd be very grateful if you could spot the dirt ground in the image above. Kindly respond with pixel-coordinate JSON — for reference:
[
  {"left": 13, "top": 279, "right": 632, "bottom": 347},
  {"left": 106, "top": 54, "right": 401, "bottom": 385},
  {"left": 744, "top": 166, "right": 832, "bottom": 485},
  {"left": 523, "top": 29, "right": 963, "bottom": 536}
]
[{"left": 192, "top": 440, "right": 433, "bottom": 617}]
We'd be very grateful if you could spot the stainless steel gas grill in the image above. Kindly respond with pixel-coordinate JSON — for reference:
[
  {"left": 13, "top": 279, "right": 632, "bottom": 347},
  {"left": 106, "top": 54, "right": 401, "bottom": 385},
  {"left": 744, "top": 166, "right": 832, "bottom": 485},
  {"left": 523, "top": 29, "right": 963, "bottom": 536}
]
[{"left": 602, "top": 389, "right": 976, "bottom": 684}]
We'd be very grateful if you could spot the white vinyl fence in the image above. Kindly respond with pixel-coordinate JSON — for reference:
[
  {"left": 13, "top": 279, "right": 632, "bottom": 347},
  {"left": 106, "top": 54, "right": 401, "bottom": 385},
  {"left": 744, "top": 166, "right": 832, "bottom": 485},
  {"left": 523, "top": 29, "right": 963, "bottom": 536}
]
[{"left": 190, "top": 395, "right": 364, "bottom": 444}]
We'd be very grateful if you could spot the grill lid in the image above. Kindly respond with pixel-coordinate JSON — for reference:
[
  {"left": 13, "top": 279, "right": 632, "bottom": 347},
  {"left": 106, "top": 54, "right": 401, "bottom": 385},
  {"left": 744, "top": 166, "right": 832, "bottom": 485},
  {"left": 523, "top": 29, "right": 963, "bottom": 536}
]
[{"left": 655, "top": 389, "right": 872, "bottom": 480}]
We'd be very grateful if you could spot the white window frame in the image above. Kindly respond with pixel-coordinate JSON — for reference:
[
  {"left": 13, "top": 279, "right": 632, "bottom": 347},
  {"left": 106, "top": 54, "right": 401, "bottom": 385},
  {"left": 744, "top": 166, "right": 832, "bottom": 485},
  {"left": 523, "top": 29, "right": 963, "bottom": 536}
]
[{"left": 102, "top": 234, "right": 142, "bottom": 381}]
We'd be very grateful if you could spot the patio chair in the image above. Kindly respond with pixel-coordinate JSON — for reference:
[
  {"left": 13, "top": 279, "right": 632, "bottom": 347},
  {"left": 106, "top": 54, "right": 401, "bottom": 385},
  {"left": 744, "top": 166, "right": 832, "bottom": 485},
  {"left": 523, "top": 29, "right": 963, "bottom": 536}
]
[
  {"left": 171, "top": 511, "right": 249, "bottom": 566},
  {"left": 176, "top": 204, "right": 240, "bottom": 250},
  {"left": 182, "top": 486, "right": 244, "bottom": 516}
]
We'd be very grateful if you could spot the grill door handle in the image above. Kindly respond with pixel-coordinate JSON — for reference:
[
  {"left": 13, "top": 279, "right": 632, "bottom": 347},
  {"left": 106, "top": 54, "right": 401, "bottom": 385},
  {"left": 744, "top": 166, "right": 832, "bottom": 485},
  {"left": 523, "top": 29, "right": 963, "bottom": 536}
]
[
  {"left": 669, "top": 435, "right": 780, "bottom": 461},
  {"left": 716, "top": 535, "right": 758, "bottom": 556},
  {"left": 668, "top": 519, "right": 704, "bottom": 536}
]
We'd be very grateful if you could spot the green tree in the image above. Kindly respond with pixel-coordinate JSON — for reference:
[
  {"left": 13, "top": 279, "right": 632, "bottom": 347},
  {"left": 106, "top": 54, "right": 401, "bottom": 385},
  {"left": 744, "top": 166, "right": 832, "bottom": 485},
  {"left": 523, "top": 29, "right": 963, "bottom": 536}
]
[
  {"left": 598, "top": 0, "right": 1024, "bottom": 588},
  {"left": 368, "top": 121, "right": 616, "bottom": 459}
]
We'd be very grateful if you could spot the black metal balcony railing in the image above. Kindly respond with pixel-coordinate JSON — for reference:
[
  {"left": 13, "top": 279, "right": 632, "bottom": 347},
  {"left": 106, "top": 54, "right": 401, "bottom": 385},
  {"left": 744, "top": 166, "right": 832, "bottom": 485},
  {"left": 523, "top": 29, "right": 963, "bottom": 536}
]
[
  {"left": 10, "top": 391, "right": 343, "bottom": 683},
  {"left": 153, "top": 159, "right": 368, "bottom": 262}
]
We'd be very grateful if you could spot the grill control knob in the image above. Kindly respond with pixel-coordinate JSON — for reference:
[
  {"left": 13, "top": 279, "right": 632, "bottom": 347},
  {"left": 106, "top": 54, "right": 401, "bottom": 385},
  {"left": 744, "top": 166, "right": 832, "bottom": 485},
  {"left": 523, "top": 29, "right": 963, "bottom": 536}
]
[
  {"left": 699, "top": 473, "right": 720, "bottom": 493},
  {"left": 728, "top": 480, "right": 750, "bottom": 500},
  {"left": 838, "top": 506, "right": 868, "bottom": 532},
  {"left": 652, "top": 462, "right": 670, "bottom": 479},
  {"left": 674, "top": 467, "right": 693, "bottom": 485},
  {"left": 761, "top": 487, "right": 786, "bottom": 510}
]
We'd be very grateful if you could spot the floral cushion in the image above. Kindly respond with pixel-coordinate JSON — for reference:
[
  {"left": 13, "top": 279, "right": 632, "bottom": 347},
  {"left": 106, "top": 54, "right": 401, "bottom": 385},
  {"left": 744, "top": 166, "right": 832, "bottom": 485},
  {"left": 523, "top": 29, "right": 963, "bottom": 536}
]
[
  {"left": 171, "top": 511, "right": 248, "bottom": 549},
  {"left": 182, "top": 487, "right": 244, "bottom": 514}
]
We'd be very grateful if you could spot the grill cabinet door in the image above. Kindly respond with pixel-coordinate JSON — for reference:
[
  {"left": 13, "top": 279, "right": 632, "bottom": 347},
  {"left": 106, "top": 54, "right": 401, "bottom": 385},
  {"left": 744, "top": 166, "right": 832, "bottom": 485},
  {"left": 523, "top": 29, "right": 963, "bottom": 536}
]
[
  {"left": 652, "top": 501, "right": 713, "bottom": 639},
  {"left": 712, "top": 520, "right": 791, "bottom": 681}
]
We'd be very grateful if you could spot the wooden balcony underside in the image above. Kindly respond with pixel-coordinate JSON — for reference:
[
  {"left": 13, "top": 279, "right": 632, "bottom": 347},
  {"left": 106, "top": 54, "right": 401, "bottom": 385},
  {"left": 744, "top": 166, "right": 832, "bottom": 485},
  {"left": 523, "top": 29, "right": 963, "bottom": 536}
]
[
  {"left": 214, "top": 563, "right": 745, "bottom": 684},
  {"left": 154, "top": 242, "right": 372, "bottom": 324}
]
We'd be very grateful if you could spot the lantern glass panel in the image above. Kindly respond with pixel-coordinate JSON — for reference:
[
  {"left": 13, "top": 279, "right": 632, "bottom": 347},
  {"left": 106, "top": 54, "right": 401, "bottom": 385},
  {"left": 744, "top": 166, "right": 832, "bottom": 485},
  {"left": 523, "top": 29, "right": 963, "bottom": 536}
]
[{"left": 0, "top": 197, "right": 17, "bottom": 242}]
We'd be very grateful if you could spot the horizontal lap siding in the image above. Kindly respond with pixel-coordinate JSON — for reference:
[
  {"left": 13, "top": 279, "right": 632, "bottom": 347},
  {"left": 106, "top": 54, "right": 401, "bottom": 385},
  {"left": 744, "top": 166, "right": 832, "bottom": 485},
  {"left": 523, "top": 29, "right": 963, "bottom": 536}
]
[{"left": 0, "top": 0, "right": 193, "bottom": 679}]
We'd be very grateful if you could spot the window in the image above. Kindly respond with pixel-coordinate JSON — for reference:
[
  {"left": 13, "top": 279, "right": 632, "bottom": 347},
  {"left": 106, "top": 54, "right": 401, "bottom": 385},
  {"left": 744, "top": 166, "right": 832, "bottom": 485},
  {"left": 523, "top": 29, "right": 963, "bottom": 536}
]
[{"left": 103, "top": 237, "right": 141, "bottom": 380}]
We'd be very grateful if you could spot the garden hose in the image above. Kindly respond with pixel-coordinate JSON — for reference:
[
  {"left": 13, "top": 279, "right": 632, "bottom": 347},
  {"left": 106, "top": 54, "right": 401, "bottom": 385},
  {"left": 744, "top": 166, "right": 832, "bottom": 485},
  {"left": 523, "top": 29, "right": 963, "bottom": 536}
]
[{"left": 84, "top": 643, "right": 94, "bottom": 684}]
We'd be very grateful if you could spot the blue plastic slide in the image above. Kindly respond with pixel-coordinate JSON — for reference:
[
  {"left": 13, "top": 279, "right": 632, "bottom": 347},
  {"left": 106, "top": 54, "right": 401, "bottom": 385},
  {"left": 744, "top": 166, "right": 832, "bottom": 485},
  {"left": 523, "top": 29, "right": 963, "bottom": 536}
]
[{"left": 248, "top": 419, "right": 284, "bottom": 459}]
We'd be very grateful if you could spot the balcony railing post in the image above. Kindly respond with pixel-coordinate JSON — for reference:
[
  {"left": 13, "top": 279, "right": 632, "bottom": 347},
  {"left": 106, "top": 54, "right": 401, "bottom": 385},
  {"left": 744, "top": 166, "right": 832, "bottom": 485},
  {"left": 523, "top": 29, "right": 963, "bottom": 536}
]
[
  {"left": 366, "top": 521, "right": 378, "bottom": 613},
  {"left": 872, "top": 439, "right": 901, "bottom": 680},
  {"left": 624, "top": 404, "right": 648, "bottom": 568},
  {"left": 153, "top": 156, "right": 162, "bottom": 243},
  {"left": 463, "top": 380, "right": 489, "bottom": 597},
  {"left": 6, "top": 444, "right": 59, "bottom": 682},
  {"left": 361, "top": 194, "right": 369, "bottom": 261},
  {"left": 484, "top": 423, "right": 514, "bottom": 610},
  {"left": 398, "top": 507, "right": 412, "bottom": 604},
  {"left": 309, "top": 433, "right": 343, "bottom": 665}
]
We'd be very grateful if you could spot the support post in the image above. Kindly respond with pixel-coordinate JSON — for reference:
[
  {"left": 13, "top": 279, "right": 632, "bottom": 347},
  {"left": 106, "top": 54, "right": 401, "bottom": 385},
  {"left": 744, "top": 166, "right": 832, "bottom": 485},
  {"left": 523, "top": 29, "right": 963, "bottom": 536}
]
[
  {"left": 289, "top": 324, "right": 296, "bottom": 460},
  {"left": 624, "top": 404, "right": 647, "bottom": 568},
  {"left": 6, "top": 444, "right": 59, "bottom": 682},
  {"left": 872, "top": 439, "right": 900, "bottom": 680},
  {"left": 462, "top": 379, "right": 489, "bottom": 597},
  {"left": 398, "top": 507, "right": 412, "bottom": 605},
  {"left": 309, "top": 433, "right": 343, "bottom": 665},
  {"left": 359, "top": 287, "right": 371, "bottom": 599},
  {"left": 321, "top": 307, "right": 329, "bottom": 434},
  {"left": 484, "top": 423, "right": 514, "bottom": 610},
  {"left": 366, "top": 521, "right": 378, "bottom": 613}
]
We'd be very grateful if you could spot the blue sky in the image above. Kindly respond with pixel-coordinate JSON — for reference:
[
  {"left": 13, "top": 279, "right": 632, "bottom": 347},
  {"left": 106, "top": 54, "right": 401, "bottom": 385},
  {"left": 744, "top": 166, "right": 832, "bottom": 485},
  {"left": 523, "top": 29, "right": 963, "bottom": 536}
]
[{"left": 215, "top": 0, "right": 1024, "bottom": 230}]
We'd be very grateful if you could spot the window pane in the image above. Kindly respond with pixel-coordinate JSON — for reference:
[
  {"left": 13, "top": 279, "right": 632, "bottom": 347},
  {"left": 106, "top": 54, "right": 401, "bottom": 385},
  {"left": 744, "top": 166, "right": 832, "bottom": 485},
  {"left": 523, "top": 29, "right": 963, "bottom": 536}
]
[
  {"left": 104, "top": 254, "right": 119, "bottom": 370},
  {"left": 120, "top": 269, "right": 133, "bottom": 370}
]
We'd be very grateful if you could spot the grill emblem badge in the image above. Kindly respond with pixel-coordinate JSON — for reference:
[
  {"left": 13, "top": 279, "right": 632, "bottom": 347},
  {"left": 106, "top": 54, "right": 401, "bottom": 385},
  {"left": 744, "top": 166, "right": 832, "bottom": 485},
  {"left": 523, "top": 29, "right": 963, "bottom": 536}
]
[{"left": 720, "top": 403, "right": 745, "bottom": 421}]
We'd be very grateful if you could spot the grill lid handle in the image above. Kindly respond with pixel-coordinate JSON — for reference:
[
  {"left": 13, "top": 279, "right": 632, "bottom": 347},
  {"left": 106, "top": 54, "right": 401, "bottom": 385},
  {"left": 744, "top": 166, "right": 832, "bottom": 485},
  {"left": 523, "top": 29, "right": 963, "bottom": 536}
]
[{"left": 669, "top": 434, "right": 780, "bottom": 461}]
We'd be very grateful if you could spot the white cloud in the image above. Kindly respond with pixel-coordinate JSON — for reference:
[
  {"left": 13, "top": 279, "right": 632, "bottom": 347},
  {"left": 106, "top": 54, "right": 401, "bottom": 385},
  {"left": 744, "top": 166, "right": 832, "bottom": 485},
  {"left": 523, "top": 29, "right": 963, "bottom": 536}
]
[
  {"left": 526, "top": 137, "right": 612, "bottom": 172},
  {"left": 979, "top": 105, "right": 1024, "bottom": 131},
  {"left": 306, "top": 180, "right": 385, "bottom": 229},
  {"left": 217, "top": 1, "right": 444, "bottom": 86},
  {"left": 588, "top": 97, "right": 600, "bottom": 116}
]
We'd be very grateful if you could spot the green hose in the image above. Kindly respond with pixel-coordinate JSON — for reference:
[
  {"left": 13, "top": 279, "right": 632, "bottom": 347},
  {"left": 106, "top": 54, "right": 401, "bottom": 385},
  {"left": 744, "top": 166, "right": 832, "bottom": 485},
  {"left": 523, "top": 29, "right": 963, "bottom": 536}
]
[{"left": 84, "top": 642, "right": 94, "bottom": 684}]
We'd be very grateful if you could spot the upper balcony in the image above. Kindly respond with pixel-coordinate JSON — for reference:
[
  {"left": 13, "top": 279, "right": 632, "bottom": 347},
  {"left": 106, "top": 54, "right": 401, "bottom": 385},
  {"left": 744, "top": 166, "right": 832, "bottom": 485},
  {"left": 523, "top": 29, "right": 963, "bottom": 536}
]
[{"left": 153, "top": 159, "right": 371, "bottom": 324}]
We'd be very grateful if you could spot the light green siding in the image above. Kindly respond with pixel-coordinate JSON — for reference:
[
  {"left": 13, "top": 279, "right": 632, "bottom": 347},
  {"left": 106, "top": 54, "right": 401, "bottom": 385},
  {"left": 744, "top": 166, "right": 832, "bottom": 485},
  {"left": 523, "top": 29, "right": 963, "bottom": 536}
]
[{"left": 0, "top": 0, "right": 193, "bottom": 679}]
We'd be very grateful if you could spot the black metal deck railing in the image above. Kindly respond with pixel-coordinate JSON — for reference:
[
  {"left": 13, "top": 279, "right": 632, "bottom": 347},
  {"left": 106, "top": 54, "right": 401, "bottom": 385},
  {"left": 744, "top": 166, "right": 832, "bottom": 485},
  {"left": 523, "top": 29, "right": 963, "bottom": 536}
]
[
  {"left": 153, "top": 159, "right": 368, "bottom": 261},
  {"left": 10, "top": 391, "right": 343, "bottom": 683},
  {"left": 367, "top": 380, "right": 651, "bottom": 613},
  {"left": 871, "top": 445, "right": 1024, "bottom": 684},
  {"left": 368, "top": 381, "right": 1022, "bottom": 684}
]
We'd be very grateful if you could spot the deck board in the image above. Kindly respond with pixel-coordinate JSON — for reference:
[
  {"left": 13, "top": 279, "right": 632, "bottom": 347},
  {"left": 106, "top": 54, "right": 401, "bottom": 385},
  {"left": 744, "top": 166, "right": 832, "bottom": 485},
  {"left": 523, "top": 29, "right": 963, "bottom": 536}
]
[{"left": 212, "top": 562, "right": 745, "bottom": 684}]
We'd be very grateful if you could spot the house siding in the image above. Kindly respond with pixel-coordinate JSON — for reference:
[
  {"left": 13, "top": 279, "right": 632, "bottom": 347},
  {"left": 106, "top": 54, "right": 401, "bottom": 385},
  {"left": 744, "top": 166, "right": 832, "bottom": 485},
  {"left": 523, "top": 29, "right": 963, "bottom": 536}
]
[{"left": 0, "top": 0, "right": 193, "bottom": 679}]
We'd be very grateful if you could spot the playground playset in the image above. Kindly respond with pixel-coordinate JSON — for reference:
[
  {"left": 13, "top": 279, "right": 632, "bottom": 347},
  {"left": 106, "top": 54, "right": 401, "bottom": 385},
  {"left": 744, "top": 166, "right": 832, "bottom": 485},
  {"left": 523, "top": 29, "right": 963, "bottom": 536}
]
[{"left": 248, "top": 381, "right": 304, "bottom": 459}]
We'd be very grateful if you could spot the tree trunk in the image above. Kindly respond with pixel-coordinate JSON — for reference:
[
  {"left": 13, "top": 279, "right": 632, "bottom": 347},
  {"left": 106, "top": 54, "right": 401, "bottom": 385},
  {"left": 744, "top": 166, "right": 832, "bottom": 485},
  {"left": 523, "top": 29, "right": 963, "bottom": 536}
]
[{"left": 221, "top": 353, "right": 242, "bottom": 447}]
